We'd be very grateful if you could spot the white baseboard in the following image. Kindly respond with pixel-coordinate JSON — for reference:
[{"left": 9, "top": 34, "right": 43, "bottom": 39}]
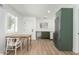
[{"left": 73, "top": 49, "right": 79, "bottom": 53}]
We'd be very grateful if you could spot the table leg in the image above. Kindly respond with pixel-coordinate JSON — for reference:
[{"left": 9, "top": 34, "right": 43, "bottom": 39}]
[
  {"left": 27, "top": 38, "right": 28, "bottom": 51},
  {"left": 30, "top": 36, "right": 32, "bottom": 47},
  {"left": 5, "top": 38, "right": 7, "bottom": 55}
]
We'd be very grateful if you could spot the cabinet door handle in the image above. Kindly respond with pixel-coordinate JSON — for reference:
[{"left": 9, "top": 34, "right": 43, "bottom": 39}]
[{"left": 78, "top": 33, "right": 79, "bottom": 35}]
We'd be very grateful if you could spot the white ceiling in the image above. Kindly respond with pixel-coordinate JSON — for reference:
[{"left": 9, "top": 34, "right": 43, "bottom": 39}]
[{"left": 7, "top": 4, "right": 74, "bottom": 18}]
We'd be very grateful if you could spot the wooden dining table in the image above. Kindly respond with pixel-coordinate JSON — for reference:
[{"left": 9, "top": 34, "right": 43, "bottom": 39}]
[{"left": 5, "top": 34, "right": 32, "bottom": 51}]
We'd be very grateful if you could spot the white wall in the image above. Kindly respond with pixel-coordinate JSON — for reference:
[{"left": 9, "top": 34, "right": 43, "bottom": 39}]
[
  {"left": 0, "top": 5, "right": 22, "bottom": 52},
  {"left": 18, "top": 16, "right": 24, "bottom": 33},
  {"left": 73, "top": 5, "right": 79, "bottom": 53},
  {"left": 21, "top": 17, "right": 36, "bottom": 40},
  {"left": 0, "top": 8, "right": 6, "bottom": 52}
]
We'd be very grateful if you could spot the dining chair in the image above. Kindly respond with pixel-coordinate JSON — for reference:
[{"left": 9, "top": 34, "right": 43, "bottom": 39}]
[{"left": 6, "top": 37, "right": 22, "bottom": 55}]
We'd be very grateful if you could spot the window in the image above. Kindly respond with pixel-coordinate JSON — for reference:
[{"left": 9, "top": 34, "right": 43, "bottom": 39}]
[{"left": 5, "top": 13, "right": 18, "bottom": 33}]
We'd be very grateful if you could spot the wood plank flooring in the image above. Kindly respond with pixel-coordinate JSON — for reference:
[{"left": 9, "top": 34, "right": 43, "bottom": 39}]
[{"left": 8, "top": 39, "right": 77, "bottom": 55}]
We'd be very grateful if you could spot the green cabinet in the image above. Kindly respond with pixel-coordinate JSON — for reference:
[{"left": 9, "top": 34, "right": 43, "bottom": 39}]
[{"left": 55, "top": 8, "right": 73, "bottom": 51}]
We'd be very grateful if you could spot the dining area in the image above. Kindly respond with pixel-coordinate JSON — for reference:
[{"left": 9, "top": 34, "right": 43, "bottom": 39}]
[
  {"left": 4, "top": 13, "right": 32, "bottom": 55},
  {"left": 5, "top": 33, "right": 32, "bottom": 55}
]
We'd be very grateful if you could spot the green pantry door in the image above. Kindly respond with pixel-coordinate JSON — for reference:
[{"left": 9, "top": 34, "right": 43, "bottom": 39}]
[{"left": 56, "top": 8, "right": 73, "bottom": 51}]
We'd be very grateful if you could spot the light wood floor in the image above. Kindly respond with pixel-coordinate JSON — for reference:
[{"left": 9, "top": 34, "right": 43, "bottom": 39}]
[{"left": 8, "top": 39, "right": 77, "bottom": 55}]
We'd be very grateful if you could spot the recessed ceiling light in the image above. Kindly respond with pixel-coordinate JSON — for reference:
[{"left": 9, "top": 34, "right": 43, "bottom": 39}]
[{"left": 48, "top": 10, "right": 51, "bottom": 13}]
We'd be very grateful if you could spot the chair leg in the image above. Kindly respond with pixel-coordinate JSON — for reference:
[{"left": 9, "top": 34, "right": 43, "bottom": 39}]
[
  {"left": 24, "top": 40, "right": 25, "bottom": 46},
  {"left": 30, "top": 38, "right": 31, "bottom": 46},
  {"left": 20, "top": 43, "right": 22, "bottom": 51},
  {"left": 15, "top": 48, "right": 17, "bottom": 55},
  {"left": 6, "top": 49, "right": 7, "bottom": 55}
]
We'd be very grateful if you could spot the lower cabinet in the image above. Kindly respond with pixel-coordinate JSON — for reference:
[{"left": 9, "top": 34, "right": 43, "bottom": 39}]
[{"left": 36, "top": 31, "right": 50, "bottom": 39}]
